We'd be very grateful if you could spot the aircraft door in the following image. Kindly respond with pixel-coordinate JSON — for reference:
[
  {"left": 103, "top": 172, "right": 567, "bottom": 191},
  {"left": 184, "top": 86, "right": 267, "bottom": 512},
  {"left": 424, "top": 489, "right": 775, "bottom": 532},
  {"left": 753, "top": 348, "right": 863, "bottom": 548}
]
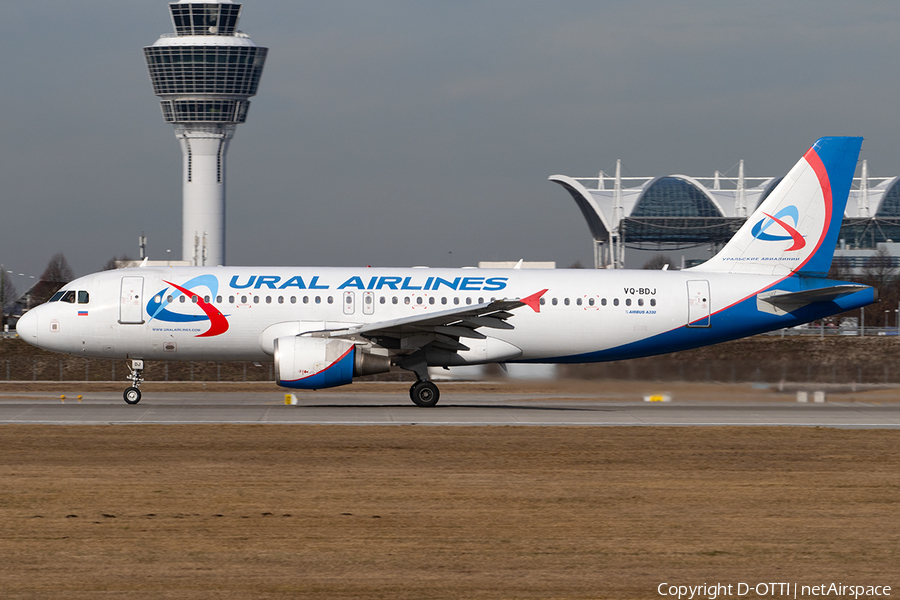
[
  {"left": 686, "top": 280, "right": 711, "bottom": 327},
  {"left": 343, "top": 291, "right": 355, "bottom": 315},
  {"left": 119, "top": 276, "right": 145, "bottom": 324},
  {"left": 363, "top": 292, "right": 375, "bottom": 315}
]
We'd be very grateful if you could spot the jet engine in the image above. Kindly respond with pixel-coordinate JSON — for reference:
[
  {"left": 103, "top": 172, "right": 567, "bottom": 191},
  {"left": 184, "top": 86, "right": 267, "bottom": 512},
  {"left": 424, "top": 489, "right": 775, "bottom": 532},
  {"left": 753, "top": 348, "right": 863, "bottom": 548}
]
[{"left": 273, "top": 336, "right": 390, "bottom": 389}]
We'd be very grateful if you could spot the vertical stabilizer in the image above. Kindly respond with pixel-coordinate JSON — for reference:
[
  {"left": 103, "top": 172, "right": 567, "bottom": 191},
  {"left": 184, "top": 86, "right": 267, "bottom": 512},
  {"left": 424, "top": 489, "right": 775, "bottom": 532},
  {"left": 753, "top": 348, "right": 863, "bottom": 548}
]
[{"left": 692, "top": 137, "right": 862, "bottom": 276}]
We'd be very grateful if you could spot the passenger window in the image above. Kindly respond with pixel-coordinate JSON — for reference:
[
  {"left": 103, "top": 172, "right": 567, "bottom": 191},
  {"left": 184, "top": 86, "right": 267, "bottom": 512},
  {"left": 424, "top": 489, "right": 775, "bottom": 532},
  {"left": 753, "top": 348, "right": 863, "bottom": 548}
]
[
  {"left": 441, "top": 297, "right": 447, "bottom": 305},
  {"left": 380, "top": 296, "right": 386, "bottom": 304},
  {"left": 404, "top": 297, "right": 410, "bottom": 305},
  {"left": 650, "top": 298, "right": 656, "bottom": 307},
  {"left": 180, "top": 296, "right": 186, "bottom": 303},
  {"left": 77, "top": 291, "right": 89, "bottom": 304},
  {"left": 576, "top": 298, "right": 582, "bottom": 306},
  {"left": 601, "top": 298, "right": 607, "bottom": 306},
  {"left": 266, "top": 296, "right": 272, "bottom": 304},
  {"left": 613, "top": 298, "right": 619, "bottom": 306},
  {"left": 478, "top": 297, "right": 484, "bottom": 304},
  {"left": 429, "top": 297, "right": 435, "bottom": 305},
  {"left": 50, "top": 291, "right": 65, "bottom": 302},
  {"left": 346, "top": 296, "right": 353, "bottom": 305},
  {"left": 229, "top": 296, "right": 234, "bottom": 303},
  {"left": 365, "top": 296, "right": 372, "bottom": 305},
  {"left": 454, "top": 297, "right": 460, "bottom": 305},
  {"left": 625, "top": 298, "right": 631, "bottom": 306},
  {"left": 466, "top": 297, "right": 472, "bottom": 305},
  {"left": 191, "top": 295, "right": 198, "bottom": 303},
  {"left": 303, "top": 296, "right": 309, "bottom": 304},
  {"left": 217, "top": 296, "right": 222, "bottom": 303},
  {"left": 540, "top": 298, "right": 545, "bottom": 305},
  {"left": 638, "top": 298, "right": 644, "bottom": 306},
  {"left": 62, "top": 291, "right": 76, "bottom": 303},
  {"left": 278, "top": 296, "right": 284, "bottom": 304},
  {"left": 564, "top": 298, "right": 570, "bottom": 306},
  {"left": 551, "top": 298, "right": 558, "bottom": 306},
  {"left": 204, "top": 295, "right": 210, "bottom": 303},
  {"left": 291, "top": 297, "right": 296, "bottom": 304},
  {"left": 327, "top": 296, "right": 334, "bottom": 304},
  {"left": 315, "top": 296, "right": 321, "bottom": 304},
  {"left": 416, "top": 297, "right": 423, "bottom": 305},
  {"left": 588, "top": 298, "right": 594, "bottom": 306},
  {"left": 253, "top": 296, "right": 259, "bottom": 304},
  {"left": 240, "top": 295, "right": 247, "bottom": 303},
  {"left": 392, "top": 297, "right": 398, "bottom": 305}
]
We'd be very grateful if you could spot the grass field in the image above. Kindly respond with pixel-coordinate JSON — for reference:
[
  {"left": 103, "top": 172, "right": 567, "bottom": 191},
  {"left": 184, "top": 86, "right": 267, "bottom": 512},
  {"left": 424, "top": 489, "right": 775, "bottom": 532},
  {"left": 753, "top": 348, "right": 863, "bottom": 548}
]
[{"left": 1, "top": 424, "right": 898, "bottom": 599}]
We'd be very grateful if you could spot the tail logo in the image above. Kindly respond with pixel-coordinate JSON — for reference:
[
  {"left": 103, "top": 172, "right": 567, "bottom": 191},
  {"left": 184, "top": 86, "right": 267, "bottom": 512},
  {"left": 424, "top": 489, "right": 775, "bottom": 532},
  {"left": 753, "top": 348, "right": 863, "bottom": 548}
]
[
  {"left": 750, "top": 205, "right": 806, "bottom": 251},
  {"left": 146, "top": 274, "right": 230, "bottom": 337}
]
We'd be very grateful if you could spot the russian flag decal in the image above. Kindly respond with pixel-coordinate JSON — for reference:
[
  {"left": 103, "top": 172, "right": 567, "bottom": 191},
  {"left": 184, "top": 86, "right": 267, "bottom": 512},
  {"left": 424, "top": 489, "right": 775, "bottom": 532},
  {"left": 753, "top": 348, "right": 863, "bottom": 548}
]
[{"left": 77, "top": 310, "right": 88, "bottom": 317}]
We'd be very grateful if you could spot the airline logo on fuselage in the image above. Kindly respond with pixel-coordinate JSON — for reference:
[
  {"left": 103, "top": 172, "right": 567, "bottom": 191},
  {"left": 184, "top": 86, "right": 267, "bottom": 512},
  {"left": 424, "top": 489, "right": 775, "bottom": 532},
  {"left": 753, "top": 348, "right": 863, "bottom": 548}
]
[
  {"left": 147, "top": 274, "right": 229, "bottom": 338},
  {"left": 228, "top": 274, "right": 509, "bottom": 292},
  {"left": 749, "top": 205, "right": 806, "bottom": 251}
]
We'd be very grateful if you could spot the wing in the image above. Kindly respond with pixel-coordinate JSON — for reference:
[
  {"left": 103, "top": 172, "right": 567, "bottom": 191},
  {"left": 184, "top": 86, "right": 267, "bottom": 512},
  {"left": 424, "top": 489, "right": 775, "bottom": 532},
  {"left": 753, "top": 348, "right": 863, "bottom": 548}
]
[{"left": 313, "top": 289, "right": 547, "bottom": 353}]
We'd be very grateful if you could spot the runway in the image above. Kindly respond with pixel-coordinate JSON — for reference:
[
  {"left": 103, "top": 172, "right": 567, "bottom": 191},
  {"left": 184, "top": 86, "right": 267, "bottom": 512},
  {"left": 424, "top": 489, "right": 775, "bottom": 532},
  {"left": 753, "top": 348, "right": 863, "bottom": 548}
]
[{"left": 1, "top": 391, "right": 899, "bottom": 427}]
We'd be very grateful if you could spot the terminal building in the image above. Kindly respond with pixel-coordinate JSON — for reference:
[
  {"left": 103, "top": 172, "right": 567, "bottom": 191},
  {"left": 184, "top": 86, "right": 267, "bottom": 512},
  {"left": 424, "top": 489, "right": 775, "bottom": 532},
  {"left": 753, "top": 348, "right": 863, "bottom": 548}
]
[{"left": 551, "top": 160, "right": 900, "bottom": 269}]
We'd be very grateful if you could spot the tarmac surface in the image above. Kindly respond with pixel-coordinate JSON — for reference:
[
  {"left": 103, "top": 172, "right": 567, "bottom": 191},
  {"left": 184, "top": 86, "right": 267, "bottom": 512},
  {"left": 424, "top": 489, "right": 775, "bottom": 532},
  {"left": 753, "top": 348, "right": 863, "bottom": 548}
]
[{"left": 1, "top": 390, "right": 900, "bottom": 427}]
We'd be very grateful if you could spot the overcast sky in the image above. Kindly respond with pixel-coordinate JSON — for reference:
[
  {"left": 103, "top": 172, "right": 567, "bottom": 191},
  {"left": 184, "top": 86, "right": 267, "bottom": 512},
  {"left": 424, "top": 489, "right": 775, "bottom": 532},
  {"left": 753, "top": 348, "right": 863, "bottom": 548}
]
[{"left": 2, "top": 1, "right": 899, "bottom": 284}]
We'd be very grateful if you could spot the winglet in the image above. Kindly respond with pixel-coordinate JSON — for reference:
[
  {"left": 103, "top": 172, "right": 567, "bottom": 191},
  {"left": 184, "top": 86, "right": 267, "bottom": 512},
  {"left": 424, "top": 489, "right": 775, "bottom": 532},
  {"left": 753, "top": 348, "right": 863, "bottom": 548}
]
[{"left": 521, "top": 289, "right": 548, "bottom": 313}]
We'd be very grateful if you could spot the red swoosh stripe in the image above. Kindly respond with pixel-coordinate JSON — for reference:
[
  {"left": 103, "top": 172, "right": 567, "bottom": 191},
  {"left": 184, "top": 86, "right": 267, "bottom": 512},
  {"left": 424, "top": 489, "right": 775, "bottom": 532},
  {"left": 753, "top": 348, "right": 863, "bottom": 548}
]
[
  {"left": 761, "top": 211, "right": 806, "bottom": 251},
  {"left": 797, "top": 148, "right": 832, "bottom": 272},
  {"left": 164, "top": 280, "right": 230, "bottom": 337}
]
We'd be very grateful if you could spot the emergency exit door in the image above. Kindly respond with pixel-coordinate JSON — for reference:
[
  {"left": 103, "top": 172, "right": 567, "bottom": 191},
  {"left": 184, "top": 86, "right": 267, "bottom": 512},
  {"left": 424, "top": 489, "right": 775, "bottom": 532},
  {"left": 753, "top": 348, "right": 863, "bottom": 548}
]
[
  {"left": 119, "top": 276, "right": 144, "bottom": 324},
  {"left": 686, "top": 280, "right": 710, "bottom": 328}
]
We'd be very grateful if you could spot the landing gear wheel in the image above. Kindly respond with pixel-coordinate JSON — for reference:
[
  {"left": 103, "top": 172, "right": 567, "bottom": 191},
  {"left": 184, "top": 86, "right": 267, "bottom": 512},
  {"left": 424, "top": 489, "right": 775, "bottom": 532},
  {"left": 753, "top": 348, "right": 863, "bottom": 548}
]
[
  {"left": 410, "top": 381, "right": 440, "bottom": 407},
  {"left": 124, "top": 387, "right": 142, "bottom": 405}
]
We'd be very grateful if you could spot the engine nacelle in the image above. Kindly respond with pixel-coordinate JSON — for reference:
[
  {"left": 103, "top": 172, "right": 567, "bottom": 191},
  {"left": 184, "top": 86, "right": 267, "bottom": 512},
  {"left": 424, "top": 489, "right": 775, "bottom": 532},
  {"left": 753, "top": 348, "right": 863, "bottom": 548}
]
[{"left": 274, "top": 336, "right": 391, "bottom": 390}]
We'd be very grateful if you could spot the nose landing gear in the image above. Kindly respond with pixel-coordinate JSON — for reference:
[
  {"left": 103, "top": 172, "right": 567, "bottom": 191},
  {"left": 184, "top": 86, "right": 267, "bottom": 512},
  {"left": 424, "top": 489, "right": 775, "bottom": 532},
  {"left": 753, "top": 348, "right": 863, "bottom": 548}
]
[{"left": 123, "top": 359, "right": 144, "bottom": 405}]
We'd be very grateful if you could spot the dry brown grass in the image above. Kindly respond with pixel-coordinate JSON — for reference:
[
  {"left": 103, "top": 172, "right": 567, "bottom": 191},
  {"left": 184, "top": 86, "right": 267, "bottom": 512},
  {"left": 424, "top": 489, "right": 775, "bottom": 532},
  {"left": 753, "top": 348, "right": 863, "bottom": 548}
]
[{"left": 1, "top": 425, "right": 898, "bottom": 599}]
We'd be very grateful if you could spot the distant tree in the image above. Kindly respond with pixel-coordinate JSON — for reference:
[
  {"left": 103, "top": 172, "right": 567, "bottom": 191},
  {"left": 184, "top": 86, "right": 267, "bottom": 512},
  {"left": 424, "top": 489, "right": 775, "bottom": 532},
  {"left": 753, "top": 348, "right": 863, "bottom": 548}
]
[
  {"left": 642, "top": 254, "right": 671, "bottom": 270},
  {"left": 0, "top": 269, "right": 16, "bottom": 325},
  {"left": 102, "top": 255, "right": 133, "bottom": 271},
  {"left": 827, "top": 256, "right": 853, "bottom": 281},
  {"left": 567, "top": 260, "right": 585, "bottom": 269},
  {"left": 41, "top": 253, "right": 74, "bottom": 283},
  {"left": 860, "top": 246, "right": 898, "bottom": 327}
]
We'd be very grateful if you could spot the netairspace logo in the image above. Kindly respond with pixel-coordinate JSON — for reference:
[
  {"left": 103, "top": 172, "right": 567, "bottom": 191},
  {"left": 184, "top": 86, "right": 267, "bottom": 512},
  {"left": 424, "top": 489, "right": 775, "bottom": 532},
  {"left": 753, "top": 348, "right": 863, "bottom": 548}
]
[{"left": 657, "top": 582, "right": 891, "bottom": 599}]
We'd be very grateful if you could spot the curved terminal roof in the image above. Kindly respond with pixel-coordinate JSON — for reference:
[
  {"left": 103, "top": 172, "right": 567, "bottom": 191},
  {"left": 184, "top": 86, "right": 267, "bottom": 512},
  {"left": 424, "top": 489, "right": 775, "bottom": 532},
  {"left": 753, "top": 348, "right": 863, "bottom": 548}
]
[
  {"left": 632, "top": 176, "right": 724, "bottom": 218},
  {"left": 551, "top": 164, "right": 900, "bottom": 250}
]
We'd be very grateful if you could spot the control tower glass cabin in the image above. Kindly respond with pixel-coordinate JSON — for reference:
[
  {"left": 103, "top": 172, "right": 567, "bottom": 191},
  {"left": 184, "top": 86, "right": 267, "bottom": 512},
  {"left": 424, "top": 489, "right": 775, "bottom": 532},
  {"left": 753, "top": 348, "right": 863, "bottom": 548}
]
[{"left": 144, "top": 1, "right": 267, "bottom": 266}]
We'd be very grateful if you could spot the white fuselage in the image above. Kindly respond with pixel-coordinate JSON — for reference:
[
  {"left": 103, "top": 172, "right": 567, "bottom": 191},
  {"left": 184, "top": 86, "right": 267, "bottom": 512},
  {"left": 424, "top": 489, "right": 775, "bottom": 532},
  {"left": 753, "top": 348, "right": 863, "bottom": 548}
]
[{"left": 17, "top": 265, "right": 818, "bottom": 365}]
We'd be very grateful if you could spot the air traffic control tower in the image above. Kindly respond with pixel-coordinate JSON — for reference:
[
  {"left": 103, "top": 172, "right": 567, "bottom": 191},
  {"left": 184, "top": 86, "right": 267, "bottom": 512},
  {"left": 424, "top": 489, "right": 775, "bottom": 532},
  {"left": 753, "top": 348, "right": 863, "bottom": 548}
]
[{"left": 144, "top": 1, "right": 267, "bottom": 266}]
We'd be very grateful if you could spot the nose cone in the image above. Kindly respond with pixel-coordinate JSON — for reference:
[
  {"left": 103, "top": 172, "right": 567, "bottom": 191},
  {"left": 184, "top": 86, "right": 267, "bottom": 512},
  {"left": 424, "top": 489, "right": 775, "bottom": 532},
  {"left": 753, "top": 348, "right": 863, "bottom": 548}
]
[{"left": 16, "top": 309, "right": 38, "bottom": 346}]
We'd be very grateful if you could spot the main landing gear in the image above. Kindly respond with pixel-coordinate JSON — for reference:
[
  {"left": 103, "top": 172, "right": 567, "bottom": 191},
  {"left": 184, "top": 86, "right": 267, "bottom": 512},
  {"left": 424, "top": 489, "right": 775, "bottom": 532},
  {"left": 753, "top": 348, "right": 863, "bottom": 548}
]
[
  {"left": 123, "top": 359, "right": 144, "bottom": 405},
  {"left": 409, "top": 380, "right": 440, "bottom": 407},
  {"left": 400, "top": 354, "right": 441, "bottom": 407}
]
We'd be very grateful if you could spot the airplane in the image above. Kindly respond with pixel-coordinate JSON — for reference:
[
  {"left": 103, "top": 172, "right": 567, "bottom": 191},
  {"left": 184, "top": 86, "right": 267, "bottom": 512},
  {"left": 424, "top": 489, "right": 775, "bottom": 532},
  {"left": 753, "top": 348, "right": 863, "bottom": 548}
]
[{"left": 16, "top": 136, "right": 877, "bottom": 407}]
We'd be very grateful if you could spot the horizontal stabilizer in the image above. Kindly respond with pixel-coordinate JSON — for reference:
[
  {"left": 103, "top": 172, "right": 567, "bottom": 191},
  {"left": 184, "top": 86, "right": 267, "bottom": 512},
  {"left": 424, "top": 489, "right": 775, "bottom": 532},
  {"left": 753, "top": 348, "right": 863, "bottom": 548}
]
[{"left": 757, "top": 284, "right": 870, "bottom": 315}]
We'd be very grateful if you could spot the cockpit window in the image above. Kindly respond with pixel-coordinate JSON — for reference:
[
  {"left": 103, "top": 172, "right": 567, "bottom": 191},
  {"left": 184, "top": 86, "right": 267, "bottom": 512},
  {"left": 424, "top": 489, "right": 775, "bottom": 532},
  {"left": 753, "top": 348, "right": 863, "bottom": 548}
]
[
  {"left": 77, "top": 291, "right": 89, "bottom": 304},
  {"left": 49, "top": 291, "right": 65, "bottom": 302},
  {"left": 61, "top": 291, "right": 76, "bottom": 304}
]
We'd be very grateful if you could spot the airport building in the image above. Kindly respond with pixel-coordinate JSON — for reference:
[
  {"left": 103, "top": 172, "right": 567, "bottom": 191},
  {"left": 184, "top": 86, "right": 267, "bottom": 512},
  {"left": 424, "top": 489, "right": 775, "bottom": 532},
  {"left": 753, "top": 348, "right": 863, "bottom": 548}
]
[
  {"left": 552, "top": 160, "right": 900, "bottom": 268},
  {"left": 144, "top": 0, "right": 268, "bottom": 266}
]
